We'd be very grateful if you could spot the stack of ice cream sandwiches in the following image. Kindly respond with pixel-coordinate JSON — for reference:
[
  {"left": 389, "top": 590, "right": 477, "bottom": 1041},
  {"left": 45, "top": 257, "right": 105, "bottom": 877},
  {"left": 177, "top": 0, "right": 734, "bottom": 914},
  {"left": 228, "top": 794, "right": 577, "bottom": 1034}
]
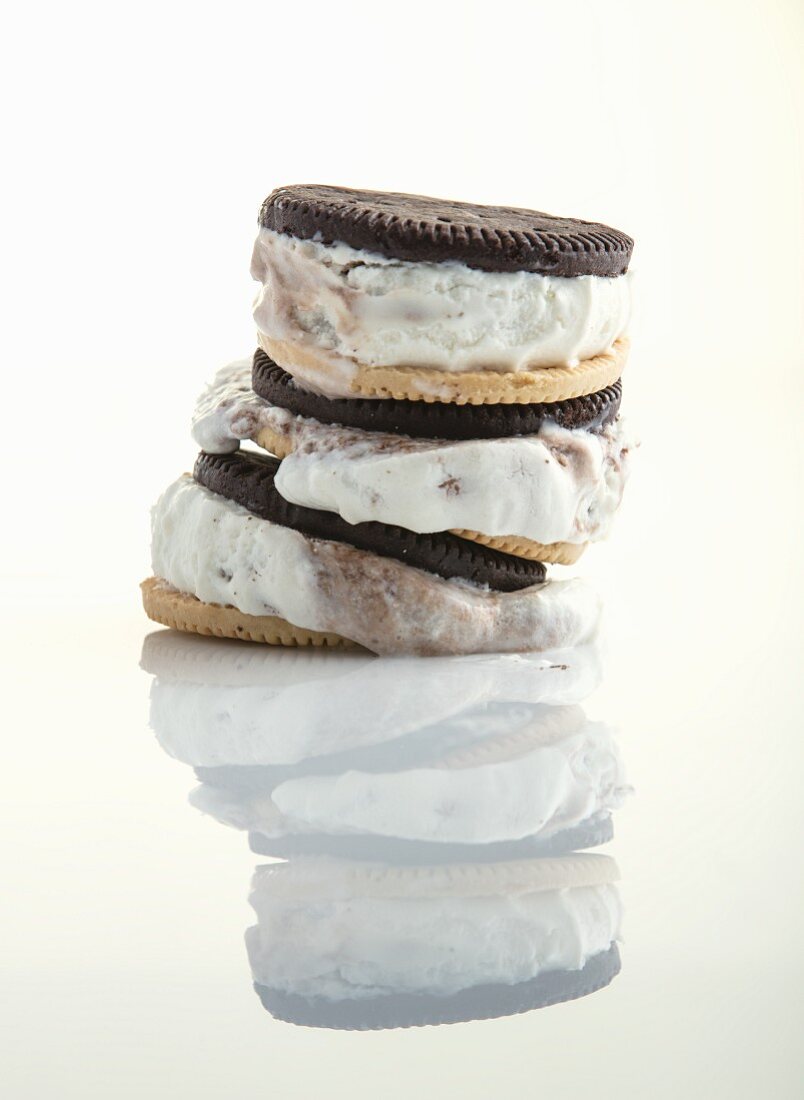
[
  {"left": 143, "top": 185, "right": 634, "bottom": 654},
  {"left": 142, "top": 632, "right": 629, "bottom": 1028}
]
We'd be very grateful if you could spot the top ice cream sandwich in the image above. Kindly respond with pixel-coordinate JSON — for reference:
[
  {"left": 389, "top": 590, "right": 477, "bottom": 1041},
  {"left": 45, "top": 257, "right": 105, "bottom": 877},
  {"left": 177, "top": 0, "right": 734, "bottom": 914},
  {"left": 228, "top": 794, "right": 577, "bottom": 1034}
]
[{"left": 252, "top": 185, "right": 633, "bottom": 403}]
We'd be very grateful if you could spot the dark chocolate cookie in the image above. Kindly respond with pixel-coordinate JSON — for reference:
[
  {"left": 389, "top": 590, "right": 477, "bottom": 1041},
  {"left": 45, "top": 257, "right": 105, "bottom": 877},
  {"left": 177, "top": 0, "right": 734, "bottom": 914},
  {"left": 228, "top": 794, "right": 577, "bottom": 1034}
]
[
  {"left": 259, "top": 185, "right": 632, "bottom": 276},
  {"left": 253, "top": 349, "right": 622, "bottom": 439},
  {"left": 194, "top": 450, "right": 545, "bottom": 592},
  {"left": 252, "top": 944, "right": 621, "bottom": 1030}
]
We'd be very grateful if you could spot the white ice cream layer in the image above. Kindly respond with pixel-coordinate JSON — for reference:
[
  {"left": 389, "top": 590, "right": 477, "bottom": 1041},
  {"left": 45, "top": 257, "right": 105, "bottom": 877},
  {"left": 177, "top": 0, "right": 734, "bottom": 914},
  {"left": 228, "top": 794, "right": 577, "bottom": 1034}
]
[
  {"left": 246, "top": 880, "right": 622, "bottom": 998},
  {"left": 189, "top": 714, "right": 629, "bottom": 846},
  {"left": 251, "top": 228, "right": 632, "bottom": 379},
  {"left": 150, "top": 476, "right": 601, "bottom": 656},
  {"left": 191, "top": 361, "right": 632, "bottom": 545},
  {"left": 274, "top": 415, "right": 629, "bottom": 546}
]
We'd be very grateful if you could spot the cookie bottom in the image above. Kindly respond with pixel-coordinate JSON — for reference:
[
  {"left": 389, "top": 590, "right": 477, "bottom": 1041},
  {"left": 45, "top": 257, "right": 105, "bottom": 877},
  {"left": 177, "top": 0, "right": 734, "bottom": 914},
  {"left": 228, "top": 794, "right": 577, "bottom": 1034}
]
[
  {"left": 253, "top": 350, "right": 623, "bottom": 439},
  {"left": 259, "top": 334, "right": 629, "bottom": 405},
  {"left": 140, "top": 578, "right": 358, "bottom": 649}
]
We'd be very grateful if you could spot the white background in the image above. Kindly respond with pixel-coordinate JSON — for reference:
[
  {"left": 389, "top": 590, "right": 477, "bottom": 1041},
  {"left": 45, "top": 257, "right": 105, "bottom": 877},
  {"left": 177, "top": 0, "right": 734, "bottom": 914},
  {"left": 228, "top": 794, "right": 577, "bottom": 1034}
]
[{"left": 2, "top": 2, "right": 803, "bottom": 1096}]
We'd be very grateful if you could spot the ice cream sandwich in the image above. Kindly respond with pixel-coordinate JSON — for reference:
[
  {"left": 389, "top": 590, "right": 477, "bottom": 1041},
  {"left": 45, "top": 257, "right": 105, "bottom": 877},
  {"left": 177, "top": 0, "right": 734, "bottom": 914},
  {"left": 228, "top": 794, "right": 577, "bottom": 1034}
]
[{"left": 247, "top": 854, "right": 622, "bottom": 1029}]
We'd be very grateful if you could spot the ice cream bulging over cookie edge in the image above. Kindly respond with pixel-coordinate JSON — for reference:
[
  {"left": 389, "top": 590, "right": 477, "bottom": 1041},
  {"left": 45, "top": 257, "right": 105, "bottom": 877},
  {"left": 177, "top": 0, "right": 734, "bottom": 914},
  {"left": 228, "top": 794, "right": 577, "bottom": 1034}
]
[{"left": 191, "top": 360, "right": 632, "bottom": 547}]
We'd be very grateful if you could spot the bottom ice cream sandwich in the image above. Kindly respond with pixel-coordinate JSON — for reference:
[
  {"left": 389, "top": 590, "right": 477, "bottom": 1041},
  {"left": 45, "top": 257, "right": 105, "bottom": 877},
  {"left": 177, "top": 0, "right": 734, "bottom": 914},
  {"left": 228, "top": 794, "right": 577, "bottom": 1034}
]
[
  {"left": 143, "top": 449, "right": 602, "bottom": 656},
  {"left": 246, "top": 854, "right": 622, "bottom": 1029}
]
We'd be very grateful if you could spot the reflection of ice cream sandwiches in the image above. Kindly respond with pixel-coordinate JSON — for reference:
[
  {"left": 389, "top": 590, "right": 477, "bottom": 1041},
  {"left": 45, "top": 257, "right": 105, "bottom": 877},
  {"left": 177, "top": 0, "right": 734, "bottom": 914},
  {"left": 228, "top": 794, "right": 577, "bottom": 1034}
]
[
  {"left": 143, "top": 632, "right": 627, "bottom": 860},
  {"left": 143, "top": 186, "right": 633, "bottom": 655},
  {"left": 142, "top": 629, "right": 602, "bottom": 763},
  {"left": 247, "top": 854, "right": 622, "bottom": 1029}
]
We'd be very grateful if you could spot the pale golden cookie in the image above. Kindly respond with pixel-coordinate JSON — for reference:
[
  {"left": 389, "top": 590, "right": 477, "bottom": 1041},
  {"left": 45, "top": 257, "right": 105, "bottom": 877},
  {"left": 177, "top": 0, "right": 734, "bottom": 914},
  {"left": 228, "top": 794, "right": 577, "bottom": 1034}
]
[
  {"left": 141, "top": 577, "right": 358, "bottom": 648},
  {"left": 259, "top": 334, "right": 628, "bottom": 406},
  {"left": 450, "top": 530, "right": 586, "bottom": 565}
]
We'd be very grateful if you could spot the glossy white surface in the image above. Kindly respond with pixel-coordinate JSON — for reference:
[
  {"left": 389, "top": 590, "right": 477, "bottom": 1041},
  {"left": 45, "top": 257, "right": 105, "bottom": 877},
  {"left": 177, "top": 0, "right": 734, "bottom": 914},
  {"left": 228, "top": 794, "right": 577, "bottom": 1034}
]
[{"left": 2, "top": 571, "right": 802, "bottom": 1096}]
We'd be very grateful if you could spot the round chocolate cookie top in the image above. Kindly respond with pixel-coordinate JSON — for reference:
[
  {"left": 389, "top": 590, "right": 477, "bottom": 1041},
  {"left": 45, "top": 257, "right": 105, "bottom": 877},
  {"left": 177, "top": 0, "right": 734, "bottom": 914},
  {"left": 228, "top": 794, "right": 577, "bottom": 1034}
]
[
  {"left": 194, "top": 450, "right": 546, "bottom": 593},
  {"left": 259, "top": 185, "right": 632, "bottom": 276},
  {"left": 253, "top": 350, "right": 622, "bottom": 440}
]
